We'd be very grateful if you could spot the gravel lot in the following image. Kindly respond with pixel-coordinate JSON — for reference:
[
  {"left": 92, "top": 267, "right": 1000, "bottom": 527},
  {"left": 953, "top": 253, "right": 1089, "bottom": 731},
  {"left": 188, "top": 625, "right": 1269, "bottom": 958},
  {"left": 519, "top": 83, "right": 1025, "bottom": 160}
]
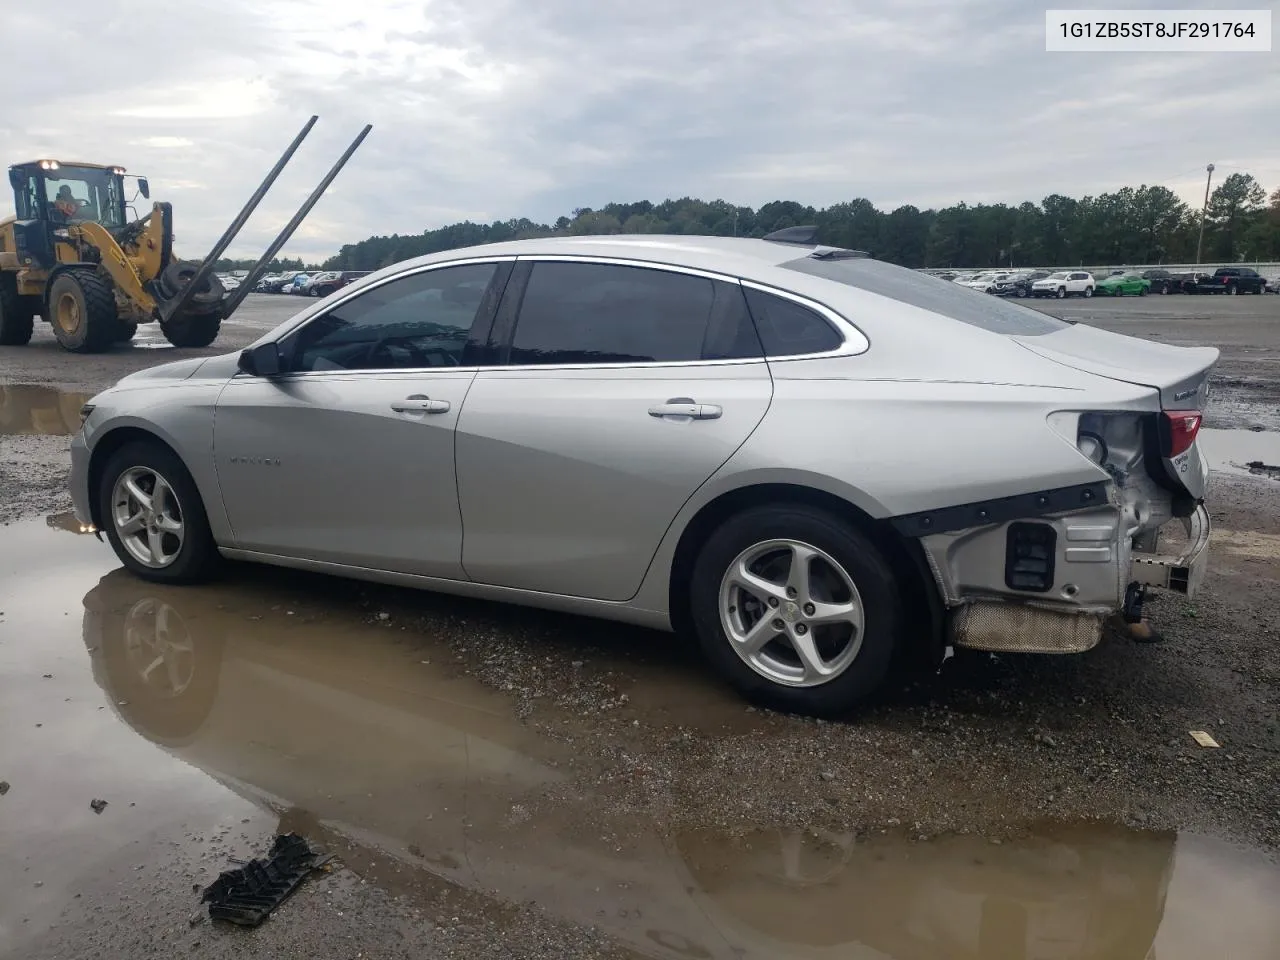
[{"left": 1, "top": 292, "right": 1277, "bottom": 960}]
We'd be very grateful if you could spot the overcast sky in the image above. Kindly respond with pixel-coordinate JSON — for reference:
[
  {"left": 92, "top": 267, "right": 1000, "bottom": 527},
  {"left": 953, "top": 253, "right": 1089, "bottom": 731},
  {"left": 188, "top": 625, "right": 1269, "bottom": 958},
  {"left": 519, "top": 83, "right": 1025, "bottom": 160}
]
[{"left": 2, "top": 0, "right": 1275, "bottom": 261}]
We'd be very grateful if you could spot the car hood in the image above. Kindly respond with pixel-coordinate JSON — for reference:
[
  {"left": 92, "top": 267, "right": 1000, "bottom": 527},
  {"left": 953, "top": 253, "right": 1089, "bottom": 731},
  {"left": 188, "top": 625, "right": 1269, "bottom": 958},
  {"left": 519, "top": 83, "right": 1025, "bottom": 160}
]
[
  {"left": 115, "top": 357, "right": 209, "bottom": 384},
  {"left": 114, "top": 351, "right": 243, "bottom": 386}
]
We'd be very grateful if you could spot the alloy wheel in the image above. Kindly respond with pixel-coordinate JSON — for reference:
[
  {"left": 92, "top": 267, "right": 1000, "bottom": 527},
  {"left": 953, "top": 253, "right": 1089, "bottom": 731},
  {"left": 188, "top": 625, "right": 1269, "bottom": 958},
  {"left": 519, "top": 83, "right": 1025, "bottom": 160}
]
[
  {"left": 718, "top": 539, "right": 865, "bottom": 687},
  {"left": 111, "top": 466, "right": 185, "bottom": 568}
]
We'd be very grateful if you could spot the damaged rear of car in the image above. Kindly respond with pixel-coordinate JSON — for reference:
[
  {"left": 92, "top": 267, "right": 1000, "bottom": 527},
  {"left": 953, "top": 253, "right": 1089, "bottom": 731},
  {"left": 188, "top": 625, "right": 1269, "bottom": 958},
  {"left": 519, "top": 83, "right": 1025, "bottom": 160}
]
[{"left": 747, "top": 254, "right": 1215, "bottom": 669}]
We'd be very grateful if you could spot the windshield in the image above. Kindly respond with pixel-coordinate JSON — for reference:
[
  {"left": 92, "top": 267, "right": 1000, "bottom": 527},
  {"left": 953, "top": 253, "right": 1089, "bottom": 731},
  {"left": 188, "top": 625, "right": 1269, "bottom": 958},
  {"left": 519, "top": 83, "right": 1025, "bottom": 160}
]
[
  {"left": 43, "top": 166, "right": 125, "bottom": 228},
  {"left": 1045, "top": 272, "right": 1068, "bottom": 279}
]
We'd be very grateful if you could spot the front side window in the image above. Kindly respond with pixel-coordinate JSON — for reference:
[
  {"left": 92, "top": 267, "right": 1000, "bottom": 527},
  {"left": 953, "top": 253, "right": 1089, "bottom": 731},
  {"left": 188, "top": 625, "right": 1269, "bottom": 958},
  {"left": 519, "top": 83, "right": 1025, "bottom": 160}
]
[
  {"left": 42, "top": 167, "right": 124, "bottom": 228},
  {"left": 507, "top": 261, "right": 761, "bottom": 365},
  {"left": 286, "top": 262, "right": 500, "bottom": 372}
]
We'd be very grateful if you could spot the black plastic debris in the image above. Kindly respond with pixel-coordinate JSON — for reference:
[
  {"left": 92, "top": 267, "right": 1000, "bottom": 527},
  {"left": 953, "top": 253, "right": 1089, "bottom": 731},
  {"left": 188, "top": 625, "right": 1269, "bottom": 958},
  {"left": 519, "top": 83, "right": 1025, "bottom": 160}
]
[
  {"left": 89, "top": 798, "right": 107, "bottom": 814},
  {"left": 0, "top": 781, "right": 10, "bottom": 796},
  {"left": 201, "top": 834, "right": 329, "bottom": 927}
]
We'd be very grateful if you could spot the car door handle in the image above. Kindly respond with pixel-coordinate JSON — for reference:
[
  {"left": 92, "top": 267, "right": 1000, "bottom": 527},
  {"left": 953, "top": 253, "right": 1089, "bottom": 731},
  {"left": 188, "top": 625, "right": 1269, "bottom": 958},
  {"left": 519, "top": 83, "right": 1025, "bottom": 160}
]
[
  {"left": 648, "top": 398, "right": 722, "bottom": 421},
  {"left": 391, "top": 395, "right": 451, "bottom": 414}
]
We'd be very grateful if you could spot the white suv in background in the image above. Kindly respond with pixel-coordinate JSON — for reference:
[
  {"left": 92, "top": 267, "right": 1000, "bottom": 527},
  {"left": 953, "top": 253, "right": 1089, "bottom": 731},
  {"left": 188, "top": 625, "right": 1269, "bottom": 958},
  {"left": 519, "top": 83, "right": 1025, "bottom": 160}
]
[{"left": 1031, "top": 271, "right": 1095, "bottom": 299}]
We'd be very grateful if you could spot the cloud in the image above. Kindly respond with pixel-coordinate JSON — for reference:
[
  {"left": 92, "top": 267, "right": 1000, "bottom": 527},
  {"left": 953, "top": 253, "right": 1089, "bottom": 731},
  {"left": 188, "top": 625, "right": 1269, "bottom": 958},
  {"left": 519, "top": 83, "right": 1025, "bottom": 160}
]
[{"left": 1, "top": 0, "right": 1274, "bottom": 261}]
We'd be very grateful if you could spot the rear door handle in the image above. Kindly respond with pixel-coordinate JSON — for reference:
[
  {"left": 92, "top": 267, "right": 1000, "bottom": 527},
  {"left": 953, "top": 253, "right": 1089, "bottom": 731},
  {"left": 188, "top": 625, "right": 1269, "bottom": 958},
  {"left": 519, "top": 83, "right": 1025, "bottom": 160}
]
[
  {"left": 391, "top": 394, "right": 451, "bottom": 414},
  {"left": 648, "top": 397, "right": 723, "bottom": 421}
]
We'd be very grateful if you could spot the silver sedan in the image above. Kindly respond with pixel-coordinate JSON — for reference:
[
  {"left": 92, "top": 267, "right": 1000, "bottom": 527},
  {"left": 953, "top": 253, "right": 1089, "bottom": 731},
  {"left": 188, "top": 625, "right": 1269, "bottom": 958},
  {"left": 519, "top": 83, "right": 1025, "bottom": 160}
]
[{"left": 70, "top": 232, "right": 1216, "bottom": 716}]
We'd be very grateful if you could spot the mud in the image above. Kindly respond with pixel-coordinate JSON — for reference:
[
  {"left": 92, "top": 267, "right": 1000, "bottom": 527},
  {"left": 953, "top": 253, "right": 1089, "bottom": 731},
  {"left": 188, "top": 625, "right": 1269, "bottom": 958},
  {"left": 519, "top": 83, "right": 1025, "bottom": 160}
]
[{"left": 1, "top": 490, "right": 1278, "bottom": 959}]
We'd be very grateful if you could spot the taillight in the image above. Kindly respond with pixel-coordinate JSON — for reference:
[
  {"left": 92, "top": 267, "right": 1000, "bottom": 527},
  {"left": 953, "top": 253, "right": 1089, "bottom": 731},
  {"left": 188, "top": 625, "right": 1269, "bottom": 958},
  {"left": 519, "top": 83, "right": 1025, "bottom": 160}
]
[{"left": 1162, "top": 411, "right": 1202, "bottom": 457}]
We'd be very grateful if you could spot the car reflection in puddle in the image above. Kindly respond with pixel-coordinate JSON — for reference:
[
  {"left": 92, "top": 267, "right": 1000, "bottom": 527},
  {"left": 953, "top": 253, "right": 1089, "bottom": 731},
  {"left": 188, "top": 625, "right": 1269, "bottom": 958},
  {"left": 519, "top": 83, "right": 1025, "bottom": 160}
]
[{"left": 78, "top": 568, "right": 1280, "bottom": 960}]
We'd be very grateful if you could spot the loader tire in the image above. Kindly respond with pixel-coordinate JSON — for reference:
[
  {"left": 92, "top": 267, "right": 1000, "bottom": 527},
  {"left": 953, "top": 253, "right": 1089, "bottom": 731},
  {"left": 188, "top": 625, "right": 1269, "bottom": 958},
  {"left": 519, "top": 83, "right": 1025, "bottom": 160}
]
[
  {"left": 0, "top": 274, "right": 35, "bottom": 345},
  {"left": 161, "top": 312, "right": 221, "bottom": 348},
  {"left": 115, "top": 319, "right": 138, "bottom": 342},
  {"left": 49, "top": 271, "right": 117, "bottom": 353},
  {"left": 157, "top": 261, "right": 225, "bottom": 307}
]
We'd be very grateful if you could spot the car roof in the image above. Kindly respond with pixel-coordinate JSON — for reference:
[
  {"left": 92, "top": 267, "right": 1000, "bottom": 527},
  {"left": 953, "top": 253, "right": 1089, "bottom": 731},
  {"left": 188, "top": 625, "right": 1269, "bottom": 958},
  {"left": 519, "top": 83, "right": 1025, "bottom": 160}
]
[{"left": 378, "top": 234, "right": 830, "bottom": 280}]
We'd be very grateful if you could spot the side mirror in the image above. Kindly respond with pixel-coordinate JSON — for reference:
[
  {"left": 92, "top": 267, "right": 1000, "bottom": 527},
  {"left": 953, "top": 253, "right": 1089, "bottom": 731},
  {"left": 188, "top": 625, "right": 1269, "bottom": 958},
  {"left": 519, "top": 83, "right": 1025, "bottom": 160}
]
[
  {"left": 137, "top": 177, "right": 150, "bottom": 199},
  {"left": 238, "top": 342, "right": 283, "bottom": 377},
  {"left": 8, "top": 169, "right": 23, "bottom": 190}
]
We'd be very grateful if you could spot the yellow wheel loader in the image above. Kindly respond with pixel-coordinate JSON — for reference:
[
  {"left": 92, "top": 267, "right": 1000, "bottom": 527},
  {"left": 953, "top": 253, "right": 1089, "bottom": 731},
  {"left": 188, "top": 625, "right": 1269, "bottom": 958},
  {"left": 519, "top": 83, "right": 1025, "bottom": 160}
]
[{"left": 0, "top": 117, "right": 370, "bottom": 354}]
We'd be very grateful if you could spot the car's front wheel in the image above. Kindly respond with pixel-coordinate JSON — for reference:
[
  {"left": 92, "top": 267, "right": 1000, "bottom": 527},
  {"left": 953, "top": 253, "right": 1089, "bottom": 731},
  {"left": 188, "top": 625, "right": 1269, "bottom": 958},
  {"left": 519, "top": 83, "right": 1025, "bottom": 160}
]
[
  {"left": 690, "top": 504, "right": 900, "bottom": 717},
  {"left": 1056, "top": 286, "right": 1066, "bottom": 299},
  {"left": 97, "top": 441, "right": 220, "bottom": 584}
]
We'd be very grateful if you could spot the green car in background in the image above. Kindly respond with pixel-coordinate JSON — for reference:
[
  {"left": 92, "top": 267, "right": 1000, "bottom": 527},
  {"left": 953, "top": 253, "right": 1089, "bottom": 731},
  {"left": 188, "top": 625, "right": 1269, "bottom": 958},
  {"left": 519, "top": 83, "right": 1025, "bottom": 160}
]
[{"left": 1096, "top": 272, "right": 1151, "bottom": 296}]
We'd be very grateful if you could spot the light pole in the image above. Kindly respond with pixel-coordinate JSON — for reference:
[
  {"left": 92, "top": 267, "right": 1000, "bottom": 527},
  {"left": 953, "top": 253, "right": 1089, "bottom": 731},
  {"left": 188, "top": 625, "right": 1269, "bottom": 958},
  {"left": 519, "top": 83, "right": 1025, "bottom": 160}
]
[{"left": 1195, "top": 163, "right": 1215, "bottom": 265}]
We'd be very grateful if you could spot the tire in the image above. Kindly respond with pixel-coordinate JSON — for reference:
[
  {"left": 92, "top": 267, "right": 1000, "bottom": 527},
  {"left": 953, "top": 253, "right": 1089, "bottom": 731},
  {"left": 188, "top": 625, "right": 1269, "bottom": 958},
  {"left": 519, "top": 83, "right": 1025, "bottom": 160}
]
[
  {"left": 48, "top": 270, "right": 117, "bottom": 353},
  {"left": 0, "top": 273, "right": 35, "bottom": 345},
  {"left": 115, "top": 319, "right": 138, "bottom": 342},
  {"left": 97, "top": 440, "right": 220, "bottom": 584},
  {"left": 1159, "top": 282, "right": 1169, "bottom": 295},
  {"left": 1082, "top": 286, "right": 1093, "bottom": 298},
  {"left": 156, "top": 261, "right": 225, "bottom": 307},
  {"left": 1016, "top": 287, "right": 1028, "bottom": 298},
  {"left": 1139, "top": 285, "right": 1148, "bottom": 296},
  {"left": 689, "top": 504, "right": 901, "bottom": 717},
  {"left": 160, "top": 312, "right": 221, "bottom": 348},
  {"left": 1055, "top": 286, "right": 1066, "bottom": 299},
  {"left": 1228, "top": 284, "right": 1238, "bottom": 296}
]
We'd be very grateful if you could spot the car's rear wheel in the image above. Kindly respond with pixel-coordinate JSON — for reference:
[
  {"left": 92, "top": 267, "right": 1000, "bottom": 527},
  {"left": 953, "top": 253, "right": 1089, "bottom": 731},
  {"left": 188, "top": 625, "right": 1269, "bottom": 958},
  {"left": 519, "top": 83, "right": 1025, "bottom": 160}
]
[
  {"left": 97, "top": 441, "right": 220, "bottom": 584},
  {"left": 1082, "top": 286, "right": 1093, "bottom": 298},
  {"left": 690, "top": 505, "right": 900, "bottom": 717}
]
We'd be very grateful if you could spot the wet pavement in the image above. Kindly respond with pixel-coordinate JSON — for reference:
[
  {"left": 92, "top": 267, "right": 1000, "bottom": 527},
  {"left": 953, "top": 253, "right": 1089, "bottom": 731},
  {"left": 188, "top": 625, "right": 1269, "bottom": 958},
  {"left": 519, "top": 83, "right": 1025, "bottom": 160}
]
[
  {"left": 3, "top": 294, "right": 1280, "bottom": 957},
  {"left": 2, "top": 517, "right": 1279, "bottom": 959}
]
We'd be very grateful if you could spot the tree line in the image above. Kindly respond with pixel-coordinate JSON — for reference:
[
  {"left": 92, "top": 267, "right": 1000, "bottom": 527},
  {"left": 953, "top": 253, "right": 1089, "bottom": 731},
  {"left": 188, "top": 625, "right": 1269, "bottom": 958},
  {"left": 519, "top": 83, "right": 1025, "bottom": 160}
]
[{"left": 237, "top": 173, "right": 1280, "bottom": 273}]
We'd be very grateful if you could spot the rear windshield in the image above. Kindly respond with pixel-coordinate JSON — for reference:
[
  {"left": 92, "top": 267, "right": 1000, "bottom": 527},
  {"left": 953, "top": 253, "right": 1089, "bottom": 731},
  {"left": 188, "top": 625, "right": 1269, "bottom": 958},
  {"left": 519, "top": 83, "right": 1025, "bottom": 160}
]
[{"left": 782, "top": 257, "right": 1071, "bottom": 336}]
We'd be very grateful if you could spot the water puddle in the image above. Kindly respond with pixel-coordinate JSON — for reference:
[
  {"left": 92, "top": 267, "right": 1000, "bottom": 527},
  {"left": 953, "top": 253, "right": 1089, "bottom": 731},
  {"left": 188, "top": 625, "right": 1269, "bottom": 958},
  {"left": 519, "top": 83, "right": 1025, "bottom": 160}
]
[
  {"left": 1199, "top": 428, "right": 1280, "bottom": 480},
  {"left": 0, "top": 385, "right": 92, "bottom": 437},
  {"left": 2, "top": 518, "right": 1278, "bottom": 959}
]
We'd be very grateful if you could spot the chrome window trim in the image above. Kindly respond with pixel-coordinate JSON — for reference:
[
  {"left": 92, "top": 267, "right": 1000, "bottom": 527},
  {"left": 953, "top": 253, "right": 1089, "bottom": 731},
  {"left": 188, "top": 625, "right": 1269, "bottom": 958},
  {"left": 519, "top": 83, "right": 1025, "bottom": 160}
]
[
  {"left": 247, "top": 256, "right": 518, "bottom": 379},
  {"left": 240, "top": 251, "right": 870, "bottom": 379}
]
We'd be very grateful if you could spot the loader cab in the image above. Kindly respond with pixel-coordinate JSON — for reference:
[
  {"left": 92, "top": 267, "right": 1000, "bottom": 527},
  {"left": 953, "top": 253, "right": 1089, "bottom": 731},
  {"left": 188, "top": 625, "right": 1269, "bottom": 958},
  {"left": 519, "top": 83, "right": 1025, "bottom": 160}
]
[
  {"left": 8, "top": 160, "right": 129, "bottom": 229},
  {"left": 8, "top": 160, "right": 131, "bottom": 269}
]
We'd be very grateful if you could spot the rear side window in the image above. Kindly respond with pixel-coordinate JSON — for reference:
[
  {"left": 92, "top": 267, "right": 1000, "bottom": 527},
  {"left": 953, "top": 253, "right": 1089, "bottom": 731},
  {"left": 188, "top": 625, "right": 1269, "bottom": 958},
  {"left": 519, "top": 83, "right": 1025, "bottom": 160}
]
[
  {"left": 782, "top": 256, "right": 1070, "bottom": 336},
  {"left": 508, "top": 261, "right": 761, "bottom": 365},
  {"left": 742, "top": 287, "right": 843, "bottom": 356}
]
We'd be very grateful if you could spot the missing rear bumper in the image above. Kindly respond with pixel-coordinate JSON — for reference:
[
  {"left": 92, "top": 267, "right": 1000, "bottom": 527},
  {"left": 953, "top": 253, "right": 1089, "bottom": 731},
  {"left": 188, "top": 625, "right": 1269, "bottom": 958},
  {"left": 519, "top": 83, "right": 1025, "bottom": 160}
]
[
  {"left": 950, "top": 600, "right": 1104, "bottom": 654},
  {"left": 1129, "top": 505, "right": 1211, "bottom": 597}
]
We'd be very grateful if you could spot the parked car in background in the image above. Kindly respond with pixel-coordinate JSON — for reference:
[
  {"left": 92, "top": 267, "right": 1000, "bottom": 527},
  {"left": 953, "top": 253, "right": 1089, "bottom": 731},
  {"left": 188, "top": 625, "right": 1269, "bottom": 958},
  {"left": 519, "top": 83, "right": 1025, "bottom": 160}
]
[
  {"left": 1031, "top": 271, "right": 1095, "bottom": 298},
  {"left": 1168, "top": 271, "right": 1206, "bottom": 294},
  {"left": 298, "top": 272, "right": 338, "bottom": 296},
  {"left": 960, "top": 272, "right": 1012, "bottom": 293},
  {"left": 1265, "top": 275, "right": 1279, "bottom": 293},
  {"left": 258, "top": 272, "right": 304, "bottom": 293},
  {"left": 285, "top": 274, "right": 312, "bottom": 294},
  {"left": 1095, "top": 272, "right": 1151, "bottom": 297},
  {"left": 1195, "top": 266, "right": 1267, "bottom": 295},
  {"left": 1138, "top": 269, "right": 1175, "bottom": 295},
  {"left": 309, "top": 270, "right": 372, "bottom": 298},
  {"left": 69, "top": 233, "right": 1217, "bottom": 716},
  {"left": 994, "top": 270, "right": 1050, "bottom": 298}
]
